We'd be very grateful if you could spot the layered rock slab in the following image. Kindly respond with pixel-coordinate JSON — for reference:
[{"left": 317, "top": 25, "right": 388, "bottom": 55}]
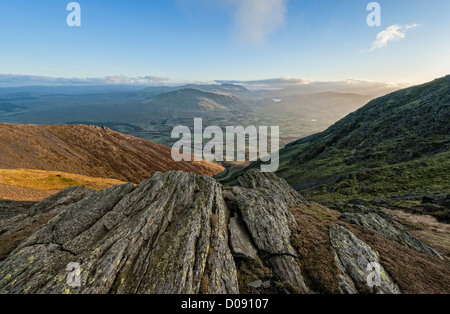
[
  {"left": 0, "top": 171, "right": 238, "bottom": 294},
  {"left": 330, "top": 225, "right": 400, "bottom": 294},
  {"left": 339, "top": 212, "right": 443, "bottom": 259},
  {"left": 231, "top": 170, "right": 310, "bottom": 293}
]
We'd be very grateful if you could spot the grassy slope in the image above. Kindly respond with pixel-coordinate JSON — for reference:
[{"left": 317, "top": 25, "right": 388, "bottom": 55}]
[
  {"left": 277, "top": 75, "right": 450, "bottom": 202},
  {"left": 289, "top": 150, "right": 450, "bottom": 203},
  {"left": 0, "top": 169, "right": 128, "bottom": 201},
  {"left": 0, "top": 169, "right": 127, "bottom": 191}
]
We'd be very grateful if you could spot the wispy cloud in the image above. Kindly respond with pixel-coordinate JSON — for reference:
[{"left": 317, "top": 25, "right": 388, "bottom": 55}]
[
  {"left": 232, "top": 0, "right": 287, "bottom": 44},
  {"left": 366, "top": 24, "right": 419, "bottom": 52},
  {"left": 0, "top": 74, "right": 170, "bottom": 87},
  {"left": 177, "top": 0, "right": 287, "bottom": 45}
]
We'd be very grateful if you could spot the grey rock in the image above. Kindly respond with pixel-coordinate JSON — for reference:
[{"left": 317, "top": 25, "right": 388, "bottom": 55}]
[
  {"left": 330, "top": 225, "right": 400, "bottom": 294},
  {"left": 339, "top": 212, "right": 443, "bottom": 259},
  {"left": 335, "top": 202, "right": 394, "bottom": 220},
  {"left": 262, "top": 280, "right": 271, "bottom": 289},
  {"left": 231, "top": 170, "right": 309, "bottom": 293},
  {"left": 237, "top": 169, "right": 308, "bottom": 207},
  {"left": 0, "top": 171, "right": 239, "bottom": 294},
  {"left": 248, "top": 280, "right": 263, "bottom": 289},
  {"left": 228, "top": 216, "right": 258, "bottom": 260},
  {"left": 0, "top": 201, "right": 36, "bottom": 220},
  {"left": 232, "top": 185, "right": 297, "bottom": 256},
  {"left": 333, "top": 250, "right": 357, "bottom": 294},
  {"left": 0, "top": 186, "right": 94, "bottom": 261}
]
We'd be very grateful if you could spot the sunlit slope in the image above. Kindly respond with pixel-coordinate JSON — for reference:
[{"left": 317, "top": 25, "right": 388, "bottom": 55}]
[{"left": 0, "top": 169, "right": 127, "bottom": 201}]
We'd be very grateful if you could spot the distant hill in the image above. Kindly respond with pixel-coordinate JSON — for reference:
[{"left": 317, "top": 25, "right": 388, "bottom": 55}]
[
  {"left": 0, "top": 124, "right": 224, "bottom": 183},
  {"left": 143, "top": 88, "right": 246, "bottom": 114},
  {"left": 223, "top": 75, "right": 450, "bottom": 206}
]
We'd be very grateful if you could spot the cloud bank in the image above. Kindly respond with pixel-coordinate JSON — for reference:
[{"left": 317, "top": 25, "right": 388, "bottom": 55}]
[
  {"left": 215, "top": 77, "right": 309, "bottom": 89},
  {"left": 0, "top": 74, "right": 170, "bottom": 87},
  {"left": 368, "top": 24, "right": 419, "bottom": 52}
]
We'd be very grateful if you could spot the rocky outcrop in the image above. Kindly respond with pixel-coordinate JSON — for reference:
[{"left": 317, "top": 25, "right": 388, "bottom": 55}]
[
  {"left": 228, "top": 216, "right": 258, "bottom": 260},
  {"left": 0, "top": 186, "right": 95, "bottom": 261},
  {"left": 232, "top": 170, "right": 310, "bottom": 293},
  {"left": 237, "top": 170, "right": 308, "bottom": 208},
  {"left": 339, "top": 212, "right": 443, "bottom": 259},
  {"left": 0, "top": 170, "right": 447, "bottom": 294},
  {"left": 0, "top": 172, "right": 238, "bottom": 294},
  {"left": 330, "top": 225, "right": 400, "bottom": 294},
  {"left": 0, "top": 170, "right": 312, "bottom": 294}
]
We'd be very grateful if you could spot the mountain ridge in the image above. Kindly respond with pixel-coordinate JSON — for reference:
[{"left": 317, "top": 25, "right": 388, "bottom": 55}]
[{"left": 0, "top": 123, "right": 223, "bottom": 183}]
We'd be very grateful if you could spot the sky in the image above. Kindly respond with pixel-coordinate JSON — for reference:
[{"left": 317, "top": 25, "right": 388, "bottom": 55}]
[{"left": 0, "top": 0, "right": 449, "bottom": 87}]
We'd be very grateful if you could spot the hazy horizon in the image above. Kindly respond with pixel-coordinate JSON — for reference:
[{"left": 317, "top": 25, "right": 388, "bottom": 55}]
[{"left": 0, "top": 73, "right": 416, "bottom": 92}]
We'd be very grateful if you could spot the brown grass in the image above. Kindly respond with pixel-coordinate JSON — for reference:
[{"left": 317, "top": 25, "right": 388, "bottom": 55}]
[
  {"left": 289, "top": 202, "right": 450, "bottom": 294},
  {"left": 0, "top": 169, "right": 128, "bottom": 201},
  {"left": 0, "top": 169, "right": 127, "bottom": 191},
  {"left": 384, "top": 209, "right": 450, "bottom": 261},
  {"left": 235, "top": 257, "right": 272, "bottom": 294},
  {"left": 350, "top": 225, "right": 450, "bottom": 294},
  {"left": 290, "top": 203, "right": 342, "bottom": 294},
  {"left": 0, "top": 184, "right": 57, "bottom": 202},
  {"left": 0, "top": 124, "right": 224, "bottom": 183}
]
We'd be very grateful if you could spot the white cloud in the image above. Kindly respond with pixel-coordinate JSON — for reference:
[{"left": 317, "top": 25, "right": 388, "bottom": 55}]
[
  {"left": 216, "top": 77, "right": 309, "bottom": 88},
  {"left": 176, "top": 0, "right": 287, "bottom": 44},
  {"left": 232, "top": 0, "right": 287, "bottom": 44},
  {"left": 368, "top": 24, "right": 419, "bottom": 52},
  {"left": 104, "top": 75, "right": 169, "bottom": 85}
]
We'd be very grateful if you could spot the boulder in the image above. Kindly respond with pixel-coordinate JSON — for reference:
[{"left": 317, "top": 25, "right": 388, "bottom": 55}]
[
  {"left": 330, "top": 225, "right": 400, "bottom": 294},
  {"left": 339, "top": 212, "right": 443, "bottom": 259}
]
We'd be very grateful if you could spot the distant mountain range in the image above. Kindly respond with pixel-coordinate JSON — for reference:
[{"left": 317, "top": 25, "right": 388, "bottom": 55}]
[{"left": 0, "top": 81, "right": 396, "bottom": 147}]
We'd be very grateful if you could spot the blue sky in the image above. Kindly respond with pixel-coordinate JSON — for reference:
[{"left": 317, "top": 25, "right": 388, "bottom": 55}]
[{"left": 0, "top": 0, "right": 449, "bottom": 86}]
